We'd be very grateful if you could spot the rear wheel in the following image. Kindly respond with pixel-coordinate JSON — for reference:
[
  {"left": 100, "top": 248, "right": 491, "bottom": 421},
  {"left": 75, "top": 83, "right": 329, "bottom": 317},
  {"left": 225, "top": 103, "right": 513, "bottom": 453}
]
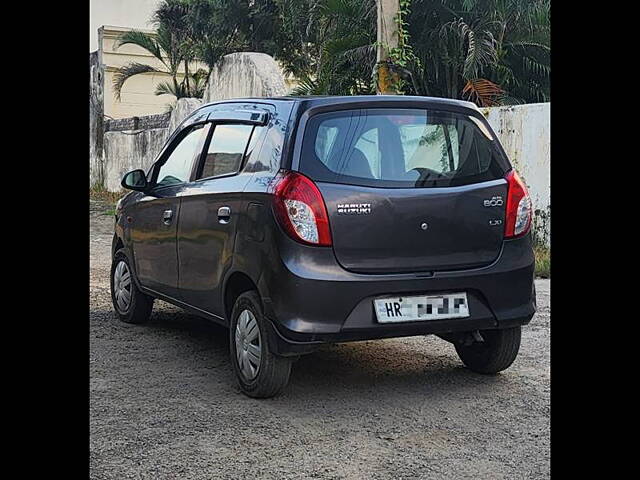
[
  {"left": 455, "top": 327, "right": 521, "bottom": 374},
  {"left": 229, "top": 291, "right": 291, "bottom": 398},
  {"left": 110, "top": 249, "right": 153, "bottom": 324}
]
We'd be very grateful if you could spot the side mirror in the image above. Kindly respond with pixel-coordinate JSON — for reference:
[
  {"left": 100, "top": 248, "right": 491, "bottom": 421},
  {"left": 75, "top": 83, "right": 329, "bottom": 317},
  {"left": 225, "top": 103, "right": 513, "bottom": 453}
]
[{"left": 121, "top": 169, "right": 148, "bottom": 192}]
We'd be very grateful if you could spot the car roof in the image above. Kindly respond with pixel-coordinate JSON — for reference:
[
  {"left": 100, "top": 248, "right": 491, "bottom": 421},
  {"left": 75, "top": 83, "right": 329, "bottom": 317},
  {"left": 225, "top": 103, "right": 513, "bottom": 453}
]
[{"left": 200, "top": 95, "right": 480, "bottom": 113}]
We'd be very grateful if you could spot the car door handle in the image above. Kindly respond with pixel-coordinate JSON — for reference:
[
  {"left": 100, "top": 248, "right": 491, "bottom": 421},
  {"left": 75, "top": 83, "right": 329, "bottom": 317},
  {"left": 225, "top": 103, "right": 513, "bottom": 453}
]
[
  {"left": 162, "top": 209, "right": 173, "bottom": 225},
  {"left": 218, "top": 206, "right": 231, "bottom": 224}
]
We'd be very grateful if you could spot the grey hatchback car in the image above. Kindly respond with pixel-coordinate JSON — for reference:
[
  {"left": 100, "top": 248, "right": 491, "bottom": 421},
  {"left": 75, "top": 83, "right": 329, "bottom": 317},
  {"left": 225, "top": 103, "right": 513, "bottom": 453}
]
[{"left": 111, "top": 95, "right": 536, "bottom": 398}]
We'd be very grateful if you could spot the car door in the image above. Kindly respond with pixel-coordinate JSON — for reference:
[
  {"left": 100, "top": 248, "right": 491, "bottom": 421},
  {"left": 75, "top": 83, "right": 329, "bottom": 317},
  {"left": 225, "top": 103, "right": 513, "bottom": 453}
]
[
  {"left": 175, "top": 112, "right": 268, "bottom": 318},
  {"left": 130, "top": 122, "right": 210, "bottom": 298}
]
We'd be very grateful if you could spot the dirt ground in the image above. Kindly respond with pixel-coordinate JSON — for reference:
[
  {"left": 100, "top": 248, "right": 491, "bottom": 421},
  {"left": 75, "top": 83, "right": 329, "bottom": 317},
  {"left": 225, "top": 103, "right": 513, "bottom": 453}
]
[{"left": 90, "top": 200, "right": 550, "bottom": 479}]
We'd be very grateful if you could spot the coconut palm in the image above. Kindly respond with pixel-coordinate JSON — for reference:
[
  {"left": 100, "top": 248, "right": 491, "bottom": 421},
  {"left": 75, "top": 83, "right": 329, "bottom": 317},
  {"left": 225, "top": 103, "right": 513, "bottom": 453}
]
[
  {"left": 283, "top": 0, "right": 549, "bottom": 104},
  {"left": 281, "top": 0, "right": 377, "bottom": 96},
  {"left": 112, "top": 0, "right": 206, "bottom": 101},
  {"left": 487, "top": 0, "right": 550, "bottom": 103},
  {"left": 180, "top": 0, "right": 252, "bottom": 77},
  {"left": 407, "top": 0, "right": 550, "bottom": 104},
  {"left": 134, "top": 0, "right": 549, "bottom": 106}
]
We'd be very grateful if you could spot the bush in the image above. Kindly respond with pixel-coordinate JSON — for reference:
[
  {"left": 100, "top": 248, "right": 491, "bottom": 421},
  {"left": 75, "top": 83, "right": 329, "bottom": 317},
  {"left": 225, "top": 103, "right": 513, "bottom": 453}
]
[{"left": 534, "top": 245, "right": 550, "bottom": 278}]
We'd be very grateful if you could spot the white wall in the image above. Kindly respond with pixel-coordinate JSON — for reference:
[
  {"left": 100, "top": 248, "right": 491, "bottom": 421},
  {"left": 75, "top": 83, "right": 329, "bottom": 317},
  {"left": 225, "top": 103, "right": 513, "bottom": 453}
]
[
  {"left": 89, "top": 0, "right": 162, "bottom": 52},
  {"left": 482, "top": 103, "right": 551, "bottom": 245},
  {"left": 203, "top": 52, "right": 288, "bottom": 103},
  {"left": 101, "top": 98, "right": 202, "bottom": 191}
]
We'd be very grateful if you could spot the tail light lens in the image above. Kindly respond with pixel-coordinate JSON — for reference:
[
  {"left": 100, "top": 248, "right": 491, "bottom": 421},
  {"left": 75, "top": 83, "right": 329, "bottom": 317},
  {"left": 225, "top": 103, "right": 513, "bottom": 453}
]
[
  {"left": 271, "top": 171, "right": 332, "bottom": 246},
  {"left": 504, "top": 169, "right": 532, "bottom": 238}
]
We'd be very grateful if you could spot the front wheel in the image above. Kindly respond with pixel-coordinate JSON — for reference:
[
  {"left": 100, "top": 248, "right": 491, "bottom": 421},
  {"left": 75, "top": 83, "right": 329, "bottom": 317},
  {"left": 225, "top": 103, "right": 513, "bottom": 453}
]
[
  {"left": 229, "top": 291, "right": 291, "bottom": 398},
  {"left": 110, "top": 249, "right": 153, "bottom": 324},
  {"left": 455, "top": 327, "right": 521, "bottom": 374}
]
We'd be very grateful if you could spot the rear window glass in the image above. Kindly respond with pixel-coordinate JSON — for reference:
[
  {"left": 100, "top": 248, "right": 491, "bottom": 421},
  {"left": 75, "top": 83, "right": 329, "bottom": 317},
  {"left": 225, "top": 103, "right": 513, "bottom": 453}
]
[{"left": 300, "top": 108, "right": 508, "bottom": 188}]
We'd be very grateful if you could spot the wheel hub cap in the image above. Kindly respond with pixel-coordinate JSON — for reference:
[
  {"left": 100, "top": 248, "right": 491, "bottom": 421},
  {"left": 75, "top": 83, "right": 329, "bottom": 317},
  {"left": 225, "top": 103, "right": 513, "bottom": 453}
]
[
  {"left": 235, "top": 309, "right": 261, "bottom": 380},
  {"left": 113, "top": 260, "right": 132, "bottom": 313}
]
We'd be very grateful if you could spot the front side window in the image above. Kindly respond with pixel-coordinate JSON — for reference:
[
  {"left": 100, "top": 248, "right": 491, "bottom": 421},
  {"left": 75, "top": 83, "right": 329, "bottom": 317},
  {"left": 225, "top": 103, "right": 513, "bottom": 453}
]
[
  {"left": 197, "top": 124, "right": 254, "bottom": 179},
  {"left": 155, "top": 124, "right": 207, "bottom": 187},
  {"left": 301, "top": 108, "right": 508, "bottom": 188}
]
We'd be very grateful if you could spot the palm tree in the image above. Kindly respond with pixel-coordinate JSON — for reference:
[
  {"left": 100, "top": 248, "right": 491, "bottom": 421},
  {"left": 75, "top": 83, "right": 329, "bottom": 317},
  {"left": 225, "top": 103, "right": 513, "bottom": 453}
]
[
  {"left": 281, "top": 0, "right": 377, "bottom": 96},
  {"left": 407, "top": 0, "right": 550, "bottom": 105},
  {"left": 286, "top": 0, "right": 550, "bottom": 104},
  {"left": 180, "top": 0, "right": 251, "bottom": 78},
  {"left": 112, "top": 1, "right": 207, "bottom": 101},
  {"left": 487, "top": 0, "right": 550, "bottom": 103},
  {"left": 126, "top": 0, "right": 549, "bottom": 106}
]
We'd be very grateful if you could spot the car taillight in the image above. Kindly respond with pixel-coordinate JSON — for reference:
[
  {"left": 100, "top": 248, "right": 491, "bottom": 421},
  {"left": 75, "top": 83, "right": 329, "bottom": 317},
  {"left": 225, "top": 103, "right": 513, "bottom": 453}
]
[
  {"left": 271, "top": 171, "right": 332, "bottom": 246},
  {"left": 504, "top": 169, "right": 532, "bottom": 238}
]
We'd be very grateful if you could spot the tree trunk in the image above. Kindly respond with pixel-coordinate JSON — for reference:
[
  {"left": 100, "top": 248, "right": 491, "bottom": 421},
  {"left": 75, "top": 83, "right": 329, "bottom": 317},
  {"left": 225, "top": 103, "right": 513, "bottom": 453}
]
[
  {"left": 184, "top": 59, "right": 191, "bottom": 97},
  {"left": 375, "top": 0, "right": 400, "bottom": 94}
]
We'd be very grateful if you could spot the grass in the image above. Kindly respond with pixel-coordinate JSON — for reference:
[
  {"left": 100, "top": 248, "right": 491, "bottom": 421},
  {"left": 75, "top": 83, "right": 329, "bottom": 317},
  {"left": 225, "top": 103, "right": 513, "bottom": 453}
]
[
  {"left": 534, "top": 245, "right": 550, "bottom": 278},
  {"left": 90, "top": 185, "right": 125, "bottom": 216},
  {"left": 90, "top": 185, "right": 124, "bottom": 204}
]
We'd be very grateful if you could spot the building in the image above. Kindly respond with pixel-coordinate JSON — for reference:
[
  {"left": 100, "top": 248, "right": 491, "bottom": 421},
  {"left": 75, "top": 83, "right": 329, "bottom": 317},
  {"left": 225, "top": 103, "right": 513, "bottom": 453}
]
[
  {"left": 90, "top": 0, "right": 296, "bottom": 119},
  {"left": 90, "top": 0, "right": 183, "bottom": 119},
  {"left": 97, "top": 25, "right": 197, "bottom": 119}
]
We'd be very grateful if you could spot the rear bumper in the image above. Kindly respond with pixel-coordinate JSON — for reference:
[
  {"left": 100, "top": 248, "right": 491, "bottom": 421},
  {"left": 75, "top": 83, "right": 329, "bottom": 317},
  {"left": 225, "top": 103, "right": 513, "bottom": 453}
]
[{"left": 259, "top": 233, "right": 536, "bottom": 356}]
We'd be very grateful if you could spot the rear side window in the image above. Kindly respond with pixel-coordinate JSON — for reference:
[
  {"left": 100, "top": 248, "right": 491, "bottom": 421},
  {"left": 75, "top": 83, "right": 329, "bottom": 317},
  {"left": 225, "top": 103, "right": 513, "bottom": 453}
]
[
  {"left": 301, "top": 108, "right": 508, "bottom": 188},
  {"left": 197, "top": 124, "right": 254, "bottom": 179}
]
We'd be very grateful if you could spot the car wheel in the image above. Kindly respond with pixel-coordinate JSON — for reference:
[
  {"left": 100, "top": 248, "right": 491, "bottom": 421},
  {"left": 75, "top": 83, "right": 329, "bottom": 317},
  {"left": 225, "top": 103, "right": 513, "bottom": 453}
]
[
  {"left": 110, "top": 249, "right": 153, "bottom": 324},
  {"left": 229, "top": 291, "right": 291, "bottom": 398},
  {"left": 455, "top": 327, "right": 521, "bottom": 374}
]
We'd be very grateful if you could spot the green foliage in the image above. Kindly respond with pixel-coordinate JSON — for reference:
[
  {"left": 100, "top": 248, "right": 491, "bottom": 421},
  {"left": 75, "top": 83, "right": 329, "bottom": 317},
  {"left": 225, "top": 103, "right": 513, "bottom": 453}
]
[
  {"left": 131, "top": 0, "right": 550, "bottom": 105},
  {"left": 407, "top": 0, "right": 550, "bottom": 104},
  {"left": 534, "top": 245, "right": 550, "bottom": 278},
  {"left": 89, "top": 185, "right": 124, "bottom": 206},
  {"left": 112, "top": 63, "right": 161, "bottom": 101},
  {"left": 278, "top": 0, "right": 549, "bottom": 103},
  {"left": 392, "top": 0, "right": 420, "bottom": 92},
  {"left": 179, "top": 0, "right": 253, "bottom": 72},
  {"left": 278, "top": 0, "right": 377, "bottom": 95},
  {"left": 112, "top": 0, "right": 212, "bottom": 102}
]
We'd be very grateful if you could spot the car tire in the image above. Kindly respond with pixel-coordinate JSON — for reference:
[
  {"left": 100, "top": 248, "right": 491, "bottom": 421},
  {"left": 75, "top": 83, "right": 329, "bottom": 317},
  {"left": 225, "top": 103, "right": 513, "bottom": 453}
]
[
  {"left": 110, "top": 249, "right": 153, "bottom": 324},
  {"left": 455, "top": 327, "right": 521, "bottom": 374},
  {"left": 229, "top": 291, "right": 291, "bottom": 398}
]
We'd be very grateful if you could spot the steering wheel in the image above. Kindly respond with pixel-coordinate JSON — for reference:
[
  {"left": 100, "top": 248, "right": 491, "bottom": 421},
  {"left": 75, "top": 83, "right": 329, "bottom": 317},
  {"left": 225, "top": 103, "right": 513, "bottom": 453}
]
[{"left": 409, "top": 167, "right": 448, "bottom": 184}]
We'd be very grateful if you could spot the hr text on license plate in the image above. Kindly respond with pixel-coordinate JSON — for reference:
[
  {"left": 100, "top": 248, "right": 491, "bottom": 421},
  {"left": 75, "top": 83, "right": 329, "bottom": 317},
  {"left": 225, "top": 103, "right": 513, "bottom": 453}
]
[{"left": 374, "top": 293, "right": 469, "bottom": 323}]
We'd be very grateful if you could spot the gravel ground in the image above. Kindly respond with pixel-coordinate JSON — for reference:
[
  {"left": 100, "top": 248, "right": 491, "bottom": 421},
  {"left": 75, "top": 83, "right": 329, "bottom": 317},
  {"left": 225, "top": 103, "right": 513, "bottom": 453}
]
[{"left": 90, "top": 200, "right": 550, "bottom": 480}]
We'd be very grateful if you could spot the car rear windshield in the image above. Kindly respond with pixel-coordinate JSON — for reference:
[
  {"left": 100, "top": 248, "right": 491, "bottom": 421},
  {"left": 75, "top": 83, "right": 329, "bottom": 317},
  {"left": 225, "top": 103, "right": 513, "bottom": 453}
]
[{"left": 299, "top": 108, "right": 509, "bottom": 188}]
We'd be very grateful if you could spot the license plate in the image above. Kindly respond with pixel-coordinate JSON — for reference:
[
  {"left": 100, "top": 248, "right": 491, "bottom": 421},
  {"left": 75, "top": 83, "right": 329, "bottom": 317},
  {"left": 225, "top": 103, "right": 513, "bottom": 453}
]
[{"left": 374, "top": 293, "right": 470, "bottom": 323}]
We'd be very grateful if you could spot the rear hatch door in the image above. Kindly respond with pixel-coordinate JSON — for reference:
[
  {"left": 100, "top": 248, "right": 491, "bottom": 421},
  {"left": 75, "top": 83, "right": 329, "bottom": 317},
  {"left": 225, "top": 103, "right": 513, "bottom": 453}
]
[
  {"left": 319, "top": 179, "right": 507, "bottom": 274},
  {"left": 299, "top": 107, "right": 510, "bottom": 274}
]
